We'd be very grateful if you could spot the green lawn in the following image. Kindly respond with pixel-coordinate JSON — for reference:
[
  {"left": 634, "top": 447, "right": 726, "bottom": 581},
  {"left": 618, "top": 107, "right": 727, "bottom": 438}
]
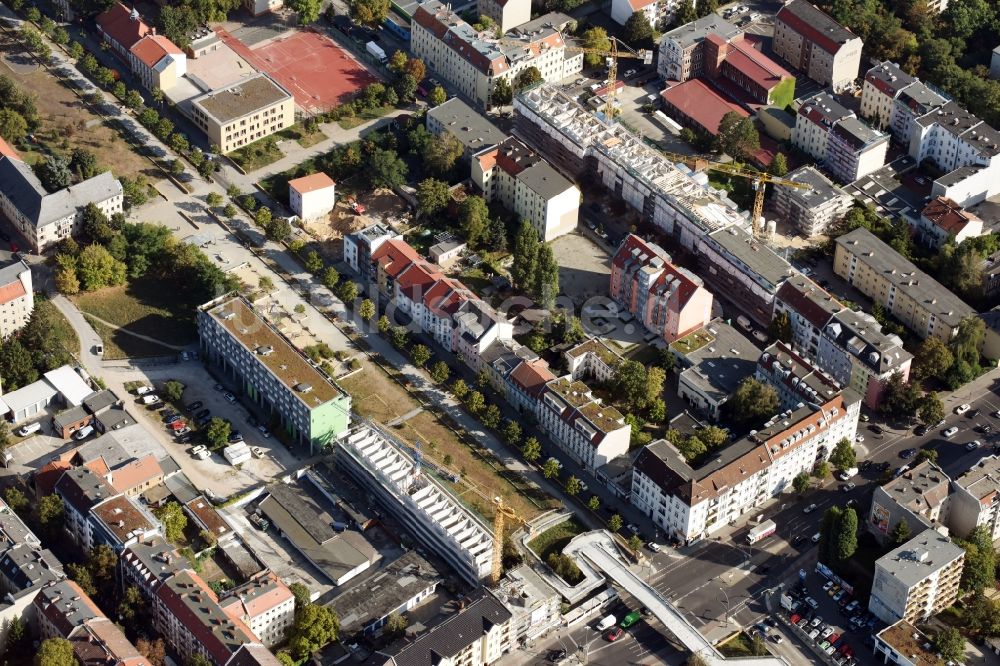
[
  {"left": 671, "top": 328, "right": 715, "bottom": 354},
  {"left": 338, "top": 105, "right": 392, "bottom": 130},
  {"left": 527, "top": 516, "right": 587, "bottom": 560},
  {"left": 73, "top": 276, "right": 197, "bottom": 358},
  {"left": 719, "top": 633, "right": 766, "bottom": 657},
  {"left": 229, "top": 136, "right": 283, "bottom": 172}
]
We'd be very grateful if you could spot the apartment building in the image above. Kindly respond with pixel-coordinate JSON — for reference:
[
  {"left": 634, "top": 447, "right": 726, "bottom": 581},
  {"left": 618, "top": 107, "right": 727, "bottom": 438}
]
[
  {"left": 472, "top": 137, "right": 580, "bottom": 242},
  {"left": 53, "top": 467, "right": 117, "bottom": 548},
  {"left": 868, "top": 462, "right": 951, "bottom": 544},
  {"left": 336, "top": 425, "right": 493, "bottom": 585},
  {"left": 949, "top": 455, "right": 1000, "bottom": 541},
  {"left": 771, "top": 166, "right": 853, "bottom": 237},
  {"left": 773, "top": 0, "right": 862, "bottom": 92},
  {"left": 536, "top": 377, "right": 630, "bottom": 472},
  {"left": 95, "top": 3, "right": 150, "bottom": 60},
  {"left": 908, "top": 101, "right": 1000, "bottom": 207},
  {"left": 369, "top": 237, "right": 421, "bottom": 301},
  {"left": 917, "top": 196, "right": 984, "bottom": 248},
  {"left": 343, "top": 223, "right": 401, "bottom": 282},
  {"left": 834, "top": 227, "right": 984, "bottom": 343},
  {"left": 505, "top": 358, "right": 557, "bottom": 416},
  {"left": 128, "top": 34, "right": 186, "bottom": 92},
  {"left": 198, "top": 296, "right": 352, "bottom": 453},
  {"left": 611, "top": 0, "right": 670, "bottom": 28},
  {"left": 367, "top": 590, "right": 513, "bottom": 666},
  {"left": 676, "top": 320, "right": 763, "bottom": 420},
  {"left": 874, "top": 621, "right": 945, "bottom": 666},
  {"left": 513, "top": 85, "right": 748, "bottom": 253},
  {"left": 564, "top": 339, "right": 622, "bottom": 384},
  {"left": 154, "top": 569, "right": 258, "bottom": 666},
  {"left": 88, "top": 494, "right": 162, "bottom": 552},
  {"left": 657, "top": 14, "right": 742, "bottom": 81},
  {"left": 697, "top": 225, "right": 790, "bottom": 326},
  {"left": 860, "top": 61, "right": 915, "bottom": 130},
  {"left": 0, "top": 157, "right": 122, "bottom": 253},
  {"left": 0, "top": 259, "right": 33, "bottom": 339},
  {"left": 610, "top": 235, "right": 713, "bottom": 344},
  {"left": 889, "top": 81, "right": 946, "bottom": 146},
  {"left": 426, "top": 98, "right": 508, "bottom": 160},
  {"left": 477, "top": 0, "right": 530, "bottom": 33},
  {"left": 773, "top": 273, "right": 912, "bottom": 409},
  {"left": 869, "top": 528, "right": 964, "bottom": 624},
  {"left": 411, "top": 0, "right": 582, "bottom": 109},
  {"left": 755, "top": 342, "right": 843, "bottom": 413},
  {"left": 190, "top": 74, "right": 294, "bottom": 154},
  {"left": 288, "top": 173, "right": 336, "bottom": 222},
  {"left": 701, "top": 33, "right": 795, "bottom": 107},
  {"left": 826, "top": 117, "right": 889, "bottom": 182},
  {"left": 219, "top": 571, "right": 295, "bottom": 648},
  {"left": 631, "top": 392, "right": 859, "bottom": 544}
]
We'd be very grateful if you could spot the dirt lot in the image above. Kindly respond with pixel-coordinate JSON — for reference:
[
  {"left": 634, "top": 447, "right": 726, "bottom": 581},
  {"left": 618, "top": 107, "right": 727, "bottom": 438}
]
[
  {"left": 0, "top": 44, "right": 154, "bottom": 181},
  {"left": 301, "top": 188, "right": 411, "bottom": 260},
  {"left": 551, "top": 231, "right": 611, "bottom": 308},
  {"left": 339, "top": 363, "right": 550, "bottom": 521}
]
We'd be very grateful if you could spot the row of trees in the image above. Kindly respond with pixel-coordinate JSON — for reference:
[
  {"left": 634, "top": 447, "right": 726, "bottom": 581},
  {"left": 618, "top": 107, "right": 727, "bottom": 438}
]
[{"left": 511, "top": 221, "right": 559, "bottom": 309}]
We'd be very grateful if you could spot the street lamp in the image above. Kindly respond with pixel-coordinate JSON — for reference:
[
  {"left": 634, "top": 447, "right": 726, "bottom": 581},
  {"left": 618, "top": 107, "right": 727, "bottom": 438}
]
[{"left": 718, "top": 586, "right": 731, "bottom": 629}]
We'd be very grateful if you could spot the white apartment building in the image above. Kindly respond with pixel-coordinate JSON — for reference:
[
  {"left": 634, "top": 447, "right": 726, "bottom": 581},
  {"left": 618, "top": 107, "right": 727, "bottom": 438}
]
[
  {"left": 826, "top": 117, "right": 888, "bottom": 183},
  {"left": 128, "top": 34, "right": 186, "bottom": 93},
  {"left": 477, "top": 0, "right": 530, "bottom": 33},
  {"left": 888, "top": 81, "right": 946, "bottom": 145},
  {"left": 219, "top": 571, "right": 295, "bottom": 648},
  {"left": 287, "top": 172, "right": 336, "bottom": 221},
  {"left": 343, "top": 223, "right": 401, "bottom": 280},
  {"left": 564, "top": 339, "right": 622, "bottom": 384},
  {"left": 869, "top": 528, "right": 964, "bottom": 625},
  {"left": 793, "top": 93, "right": 854, "bottom": 163},
  {"left": 472, "top": 137, "right": 579, "bottom": 242},
  {"left": 773, "top": 0, "right": 862, "bottom": 92},
  {"left": 949, "top": 455, "right": 1000, "bottom": 541},
  {"left": 772, "top": 166, "right": 853, "bottom": 237},
  {"left": 755, "top": 342, "right": 843, "bottom": 413},
  {"left": 0, "top": 157, "right": 122, "bottom": 253},
  {"left": 657, "top": 13, "right": 742, "bottom": 81},
  {"left": 411, "top": 0, "right": 582, "bottom": 109},
  {"left": 535, "top": 377, "right": 631, "bottom": 472},
  {"left": 189, "top": 74, "right": 294, "bottom": 154},
  {"left": 335, "top": 425, "right": 494, "bottom": 585},
  {"left": 917, "top": 196, "right": 984, "bottom": 249},
  {"left": 0, "top": 259, "right": 33, "bottom": 339},
  {"left": 245, "top": 0, "right": 282, "bottom": 16},
  {"left": 610, "top": 0, "right": 668, "bottom": 28},
  {"left": 860, "top": 61, "right": 915, "bottom": 130},
  {"left": 908, "top": 101, "right": 1000, "bottom": 207},
  {"left": 631, "top": 391, "right": 859, "bottom": 544}
]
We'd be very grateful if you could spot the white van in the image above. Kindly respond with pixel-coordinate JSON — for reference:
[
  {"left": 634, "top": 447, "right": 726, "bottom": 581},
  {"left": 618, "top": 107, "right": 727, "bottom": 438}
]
[
  {"left": 16, "top": 422, "right": 41, "bottom": 437},
  {"left": 811, "top": 532, "right": 821, "bottom": 543},
  {"left": 596, "top": 615, "right": 617, "bottom": 632},
  {"left": 141, "top": 394, "right": 160, "bottom": 405},
  {"left": 73, "top": 425, "right": 95, "bottom": 441}
]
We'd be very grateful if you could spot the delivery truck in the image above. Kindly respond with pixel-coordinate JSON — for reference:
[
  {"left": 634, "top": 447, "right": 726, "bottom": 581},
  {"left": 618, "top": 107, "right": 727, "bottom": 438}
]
[{"left": 366, "top": 41, "right": 387, "bottom": 64}]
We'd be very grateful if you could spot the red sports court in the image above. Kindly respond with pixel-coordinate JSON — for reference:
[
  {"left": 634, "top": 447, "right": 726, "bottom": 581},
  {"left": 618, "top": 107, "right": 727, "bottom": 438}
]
[{"left": 218, "top": 29, "right": 377, "bottom": 114}]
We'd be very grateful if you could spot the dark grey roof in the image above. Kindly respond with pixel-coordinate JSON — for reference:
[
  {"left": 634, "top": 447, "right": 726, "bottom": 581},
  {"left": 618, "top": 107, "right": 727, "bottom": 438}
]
[
  {"left": 83, "top": 389, "right": 120, "bottom": 414},
  {"left": 0, "top": 157, "right": 121, "bottom": 229},
  {"left": 832, "top": 117, "right": 888, "bottom": 149},
  {"left": 329, "top": 550, "right": 441, "bottom": 631},
  {"left": 865, "top": 62, "right": 914, "bottom": 97},
  {"left": 876, "top": 528, "right": 964, "bottom": 587},
  {"left": 896, "top": 82, "right": 947, "bottom": 114},
  {"left": 373, "top": 590, "right": 512, "bottom": 666},
  {"left": 94, "top": 405, "right": 136, "bottom": 432},
  {"left": 835, "top": 227, "right": 976, "bottom": 329},
  {"left": 782, "top": 165, "right": 850, "bottom": 207},
  {"left": 915, "top": 102, "right": 1000, "bottom": 157},
  {"left": 706, "top": 226, "right": 791, "bottom": 290},
  {"left": 53, "top": 405, "right": 91, "bottom": 429},
  {"left": 264, "top": 483, "right": 336, "bottom": 544},
  {"left": 678, "top": 320, "right": 760, "bottom": 402},
  {"left": 660, "top": 13, "right": 741, "bottom": 49},
  {"left": 54, "top": 467, "right": 117, "bottom": 515},
  {"left": 426, "top": 98, "right": 507, "bottom": 153},
  {"left": 799, "top": 92, "right": 853, "bottom": 127},
  {"left": 0, "top": 544, "right": 64, "bottom": 594},
  {"left": 518, "top": 160, "right": 575, "bottom": 200},
  {"left": 0, "top": 259, "right": 30, "bottom": 287},
  {"left": 779, "top": 0, "right": 858, "bottom": 51},
  {"left": 936, "top": 165, "right": 983, "bottom": 187},
  {"left": 191, "top": 74, "right": 292, "bottom": 124}
]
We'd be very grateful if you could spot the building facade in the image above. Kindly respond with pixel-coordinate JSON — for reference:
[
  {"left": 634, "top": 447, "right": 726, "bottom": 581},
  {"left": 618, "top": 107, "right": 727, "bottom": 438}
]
[
  {"left": 825, "top": 117, "right": 889, "bottom": 183},
  {"left": 610, "top": 235, "right": 713, "bottom": 344},
  {"left": 198, "top": 296, "right": 352, "bottom": 453},
  {"left": 219, "top": 571, "right": 295, "bottom": 648},
  {"left": 128, "top": 34, "right": 186, "bottom": 92},
  {"left": 472, "top": 137, "right": 580, "bottom": 242},
  {"left": 287, "top": 173, "right": 336, "bottom": 222},
  {"left": 860, "top": 61, "right": 915, "bottom": 130},
  {"left": 917, "top": 196, "right": 984, "bottom": 248},
  {"left": 657, "top": 14, "right": 742, "bottom": 81},
  {"left": 867, "top": 462, "right": 951, "bottom": 544},
  {"left": 411, "top": 0, "right": 582, "bottom": 109},
  {"left": 773, "top": 0, "right": 862, "bottom": 92},
  {"left": 771, "top": 166, "right": 853, "bottom": 237},
  {"left": 949, "top": 455, "right": 1000, "bottom": 541},
  {"left": 343, "top": 223, "right": 402, "bottom": 281},
  {"left": 0, "top": 259, "right": 33, "bottom": 339},
  {"left": 477, "top": 0, "right": 531, "bottom": 33},
  {"left": 869, "top": 528, "right": 964, "bottom": 624},
  {"left": 536, "top": 377, "right": 630, "bottom": 472},
  {"left": 190, "top": 74, "right": 294, "bottom": 154}
]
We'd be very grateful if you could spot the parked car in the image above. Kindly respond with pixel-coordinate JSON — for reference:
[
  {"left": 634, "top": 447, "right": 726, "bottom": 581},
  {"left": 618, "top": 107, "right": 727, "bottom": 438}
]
[
  {"left": 16, "top": 422, "right": 41, "bottom": 437},
  {"left": 956, "top": 403, "right": 971, "bottom": 415},
  {"left": 803, "top": 503, "right": 818, "bottom": 514},
  {"left": 186, "top": 401, "right": 203, "bottom": 411},
  {"left": 258, "top": 424, "right": 271, "bottom": 438},
  {"left": 915, "top": 424, "right": 928, "bottom": 436},
  {"left": 229, "top": 431, "right": 244, "bottom": 443},
  {"left": 136, "top": 386, "right": 153, "bottom": 395},
  {"left": 174, "top": 427, "right": 191, "bottom": 436},
  {"left": 605, "top": 627, "right": 624, "bottom": 642},
  {"left": 900, "top": 447, "right": 918, "bottom": 458},
  {"left": 943, "top": 427, "right": 959, "bottom": 438},
  {"left": 224, "top": 392, "right": 237, "bottom": 403},
  {"left": 165, "top": 415, "right": 183, "bottom": 425},
  {"left": 195, "top": 409, "right": 210, "bottom": 419},
  {"left": 73, "top": 425, "right": 94, "bottom": 440},
  {"left": 196, "top": 415, "right": 212, "bottom": 427},
  {"left": 966, "top": 440, "right": 981, "bottom": 451},
  {"left": 169, "top": 420, "right": 187, "bottom": 431},
  {"left": 627, "top": 523, "right": 640, "bottom": 535}
]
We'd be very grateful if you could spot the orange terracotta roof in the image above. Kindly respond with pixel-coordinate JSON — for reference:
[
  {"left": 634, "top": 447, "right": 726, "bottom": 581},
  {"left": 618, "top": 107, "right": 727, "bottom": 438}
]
[
  {"left": 371, "top": 239, "right": 420, "bottom": 279},
  {"left": 107, "top": 454, "right": 163, "bottom": 494},
  {"left": 288, "top": 172, "right": 335, "bottom": 194},
  {"left": 0, "top": 279, "right": 26, "bottom": 306},
  {"left": 509, "top": 359, "right": 555, "bottom": 397},
  {"left": 129, "top": 34, "right": 182, "bottom": 68},
  {"left": 0, "top": 137, "right": 20, "bottom": 160},
  {"left": 34, "top": 461, "right": 72, "bottom": 498},
  {"left": 96, "top": 3, "right": 151, "bottom": 51}
]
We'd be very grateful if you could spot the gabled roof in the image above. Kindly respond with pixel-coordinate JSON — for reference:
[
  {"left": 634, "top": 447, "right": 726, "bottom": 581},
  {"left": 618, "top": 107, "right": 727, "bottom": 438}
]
[
  {"left": 34, "top": 580, "right": 104, "bottom": 638},
  {"left": 775, "top": 272, "right": 842, "bottom": 329},
  {"left": 95, "top": 3, "right": 151, "bottom": 51},
  {"left": 776, "top": 0, "right": 858, "bottom": 54},
  {"left": 921, "top": 196, "right": 980, "bottom": 234},
  {"left": 371, "top": 239, "right": 421, "bottom": 279},
  {"left": 129, "top": 34, "right": 182, "bottom": 68},
  {"left": 723, "top": 38, "right": 793, "bottom": 91},
  {"left": 0, "top": 157, "right": 122, "bottom": 230},
  {"left": 508, "top": 358, "right": 556, "bottom": 398},
  {"left": 107, "top": 454, "right": 163, "bottom": 494},
  {"left": 55, "top": 467, "right": 117, "bottom": 516}
]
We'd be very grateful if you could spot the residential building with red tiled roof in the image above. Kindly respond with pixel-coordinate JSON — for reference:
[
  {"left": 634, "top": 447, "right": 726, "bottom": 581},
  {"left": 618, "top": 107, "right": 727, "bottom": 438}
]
[
  {"left": 54, "top": 467, "right": 117, "bottom": 549},
  {"left": 288, "top": 173, "right": 336, "bottom": 221},
  {"left": 471, "top": 137, "right": 580, "bottom": 242},
  {"left": 773, "top": 0, "right": 863, "bottom": 92},
  {"left": 918, "top": 196, "right": 984, "bottom": 249},
  {"left": 107, "top": 454, "right": 164, "bottom": 496},
  {"left": 96, "top": 3, "right": 151, "bottom": 60},
  {"left": 505, "top": 358, "right": 556, "bottom": 415},
  {"left": 370, "top": 238, "right": 422, "bottom": 299},
  {"left": 660, "top": 79, "right": 749, "bottom": 136},
  {"left": 184, "top": 495, "right": 233, "bottom": 544},
  {"left": 72, "top": 617, "right": 153, "bottom": 666},
  {"left": 89, "top": 494, "right": 162, "bottom": 552},
  {"left": 611, "top": 234, "right": 713, "bottom": 344},
  {"left": 128, "top": 34, "right": 186, "bottom": 92},
  {"left": 411, "top": 0, "right": 582, "bottom": 109},
  {"left": 0, "top": 259, "right": 33, "bottom": 338},
  {"left": 153, "top": 569, "right": 258, "bottom": 666},
  {"left": 220, "top": 571, "right": 295, "bottom": 647}
]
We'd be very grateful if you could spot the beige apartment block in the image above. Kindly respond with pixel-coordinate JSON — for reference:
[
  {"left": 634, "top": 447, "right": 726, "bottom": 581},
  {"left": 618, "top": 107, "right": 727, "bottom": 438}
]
[
  {"left": 773, "top": 0, "right": 862, "bottom": 92},
  {"left": 190, "top": 74, "right": 294, "bottom": 154}
]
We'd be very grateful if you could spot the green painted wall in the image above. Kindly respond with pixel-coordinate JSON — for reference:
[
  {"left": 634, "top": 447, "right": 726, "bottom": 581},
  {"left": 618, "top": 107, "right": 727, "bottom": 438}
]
[
  {"left": 770, "top": 77, "right": 796, "bottom": 111},
  {"left": 310, "top": 394, "right": 352, "bottom": 451}
]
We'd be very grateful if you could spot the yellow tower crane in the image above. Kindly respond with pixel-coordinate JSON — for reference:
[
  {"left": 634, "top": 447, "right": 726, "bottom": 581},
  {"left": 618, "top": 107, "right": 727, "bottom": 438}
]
[{"left": 657, "top": 150, "right": 812, "bottom": 236}]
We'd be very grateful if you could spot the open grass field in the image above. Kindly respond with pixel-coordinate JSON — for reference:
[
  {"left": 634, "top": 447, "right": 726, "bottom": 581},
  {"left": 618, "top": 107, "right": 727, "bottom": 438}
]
[
  {"left": 73, "top": 277, "right": 197, "bottom": 358},
  {"left": 527, "top": 516, "right": 587, "bottom": 560},
  {"left": 340, "top": 363, "right": 555, "bottom": 522},
  {"left": 0, "top": 42, "right": 153, "bottom": 181}
]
